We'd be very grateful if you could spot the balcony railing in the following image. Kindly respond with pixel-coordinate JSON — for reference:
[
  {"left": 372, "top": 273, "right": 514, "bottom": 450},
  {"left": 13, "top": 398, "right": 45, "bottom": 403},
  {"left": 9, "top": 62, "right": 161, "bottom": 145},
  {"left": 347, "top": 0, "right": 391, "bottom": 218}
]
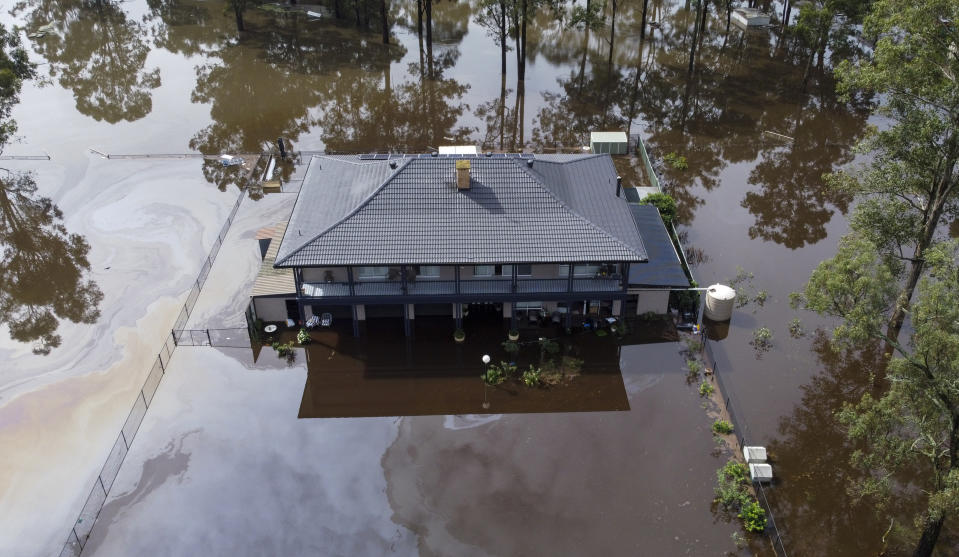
[{"left": 300, "top": 277, "right": 623, "bottom": 299}]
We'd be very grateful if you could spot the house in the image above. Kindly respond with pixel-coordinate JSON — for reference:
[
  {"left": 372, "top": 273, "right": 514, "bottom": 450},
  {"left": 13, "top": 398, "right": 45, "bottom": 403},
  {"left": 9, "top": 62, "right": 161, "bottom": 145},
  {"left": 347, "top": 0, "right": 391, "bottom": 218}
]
[{"left": 249, "top": 153, "right": 689, "bottom": 335}]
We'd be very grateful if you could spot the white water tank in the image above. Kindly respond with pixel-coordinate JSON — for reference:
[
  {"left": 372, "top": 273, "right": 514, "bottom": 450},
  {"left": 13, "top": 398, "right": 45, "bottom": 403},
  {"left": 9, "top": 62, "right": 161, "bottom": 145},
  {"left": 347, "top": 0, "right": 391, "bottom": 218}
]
[{"left": 704, "top": 284, "right": 736, "bottom": 321}]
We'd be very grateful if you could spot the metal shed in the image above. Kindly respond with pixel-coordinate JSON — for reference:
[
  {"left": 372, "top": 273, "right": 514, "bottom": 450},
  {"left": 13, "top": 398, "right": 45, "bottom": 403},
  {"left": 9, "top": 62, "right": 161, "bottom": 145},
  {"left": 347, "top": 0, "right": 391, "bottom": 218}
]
[{"left": 590, "top": 131, "right": 628, "bottom": 155}]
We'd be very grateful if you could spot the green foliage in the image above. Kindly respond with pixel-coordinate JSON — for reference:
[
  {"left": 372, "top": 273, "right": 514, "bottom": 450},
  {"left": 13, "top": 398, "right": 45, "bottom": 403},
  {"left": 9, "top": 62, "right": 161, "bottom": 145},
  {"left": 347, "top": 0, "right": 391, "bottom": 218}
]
[
  {"left": 483, "top": 364, "right": 506, "bottom": 385},
  {"left": 712, "top": 419, "right": 734, "bottom": 435},
  {"left": 595, "top": 329, "right": 608, "bottom": 337},
  {"left": 522, "top": 366, "right": 542, "bottom": 387},
  {"left": 687, "top": 359, "right": 702, "bottom": 374},
  {"left": 739, "top": 501, "right": 767, "bottom": 533},
  {"left": 0, "top": 23, "right": 37, "bottom": 147},
  {"left": 699, "top": 380, "right": 714, "bottom": 398},
  {"left": 663, "top": 151, "right": 688, "bottom": 170},
  {"left": 751, "top": 327, "right": 773, "bottom": 353},
  {"left": 454, "top": 328, "right": 465, "bottom": 341},
  {"left": 715, "top": 461, "right": 751, "bottom": 508},
  {"left": 272, "top": 340, "right": 295, "bottom": 358},
  {"left": 788, "top": 318, "right": 805, "bottom": 338},
  {"left": 296, "top": 328, "right": 310, "bottom": 344},
  {"left": 640, "top": 192, "right": 678, "bottom": 226},
  {"left": 685, "top": 336, "right": 703, "bottom": 353},
  {"left": 502, "top": 340, "right": 519, "bottom": 354}
]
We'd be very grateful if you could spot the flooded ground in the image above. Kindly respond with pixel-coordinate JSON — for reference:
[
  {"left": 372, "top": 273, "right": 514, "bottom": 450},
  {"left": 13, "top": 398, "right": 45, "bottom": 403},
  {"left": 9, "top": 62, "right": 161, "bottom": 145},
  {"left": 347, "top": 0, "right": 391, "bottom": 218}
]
[{"left": 0, "top": 0, "right": 940, "bottom": 554}]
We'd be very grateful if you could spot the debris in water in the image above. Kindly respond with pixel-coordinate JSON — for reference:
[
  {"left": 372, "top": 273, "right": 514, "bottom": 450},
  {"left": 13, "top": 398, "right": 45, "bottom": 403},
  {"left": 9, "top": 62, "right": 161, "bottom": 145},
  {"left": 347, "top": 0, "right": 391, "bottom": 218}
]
[{"left": 28, "top": 22, "right": 56, "bottom": 39}]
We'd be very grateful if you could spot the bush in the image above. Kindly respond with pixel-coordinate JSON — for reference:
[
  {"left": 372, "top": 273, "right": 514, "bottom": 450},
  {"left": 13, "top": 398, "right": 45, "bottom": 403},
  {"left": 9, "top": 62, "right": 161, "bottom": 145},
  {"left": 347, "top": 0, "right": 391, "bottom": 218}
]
[
  {"left": 715, "top": 461, "right": 750, "bottom": 508},
  {"left": 502, "top": 340, "right": 519, "bottom": 355},
  {"left": 687, "top": 359, "right": 702, "bottom": 374},
  {"left": 739, "top": 501, "right": 767, "bottom": 533},
  {"left": 712, "top": 419, "right": 734, "bottom": 435},
  {"left": 640, "top": 192, "right": 678, "bottom": 226},
  {"left": 788, "top": 318, "right": 805, "bottom": 338},
  {"left": 751, "top": 327, "right": 773, "bottom": 352},
  {"left": 296, "top": 328, "right": 310, "bottom": 344},
  {"left": 699, "top": 380, "right": 714, "bottom": 398},
  {"left": 595, "top": 329, "right": 608, "bottom": 337},
  {"left": 483, "top": 365, "right": 505, "bottom": 385},
  {"left": 272, "top": 341, "right": 295, "bottom": 359},
  {"left": 522, "top": 366, "right": 542, "bottom": 387},
  {"left": 663, "top": 151, "right": 688, "bottom": 170}
]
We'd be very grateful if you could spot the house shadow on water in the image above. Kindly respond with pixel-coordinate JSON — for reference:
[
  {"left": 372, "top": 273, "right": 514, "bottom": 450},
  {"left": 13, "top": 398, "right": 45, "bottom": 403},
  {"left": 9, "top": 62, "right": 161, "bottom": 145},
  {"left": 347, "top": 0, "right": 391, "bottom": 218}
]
[{"left": 296, "top": 315, "right": 677, "bottom": 418}]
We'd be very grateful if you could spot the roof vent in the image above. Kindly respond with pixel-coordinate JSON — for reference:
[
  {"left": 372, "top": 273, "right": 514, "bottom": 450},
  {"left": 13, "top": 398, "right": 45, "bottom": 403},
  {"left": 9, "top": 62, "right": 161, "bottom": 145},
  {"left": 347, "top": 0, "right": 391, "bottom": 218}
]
[
  {"left": 456, "top": 160, "right": 471, "bottom": 190},
  {"left": 389, "top": 160, "right": 398, "bottom": 169},
  {"left": 485, "top": 151, "right": 492, "bottom": 157},
  {"left": 526, "top": 159, "right": 533, "bottom": 168},
  {"left": 430, "top": 150, "right": 438, "bottom": 157}
]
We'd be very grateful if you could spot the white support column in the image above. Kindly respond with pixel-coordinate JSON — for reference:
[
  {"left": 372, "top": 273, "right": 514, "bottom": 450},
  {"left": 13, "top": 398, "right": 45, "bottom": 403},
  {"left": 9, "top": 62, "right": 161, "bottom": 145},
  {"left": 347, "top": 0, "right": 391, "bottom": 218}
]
[
  {"left": 355, "top": 304, "right": 366, "bottom": 321},
  {"left": 407, "top": 304, "right": 415, "bottom": 320},
  {"left": 613, "top": 299, "right": 622, "bottom": 317}
]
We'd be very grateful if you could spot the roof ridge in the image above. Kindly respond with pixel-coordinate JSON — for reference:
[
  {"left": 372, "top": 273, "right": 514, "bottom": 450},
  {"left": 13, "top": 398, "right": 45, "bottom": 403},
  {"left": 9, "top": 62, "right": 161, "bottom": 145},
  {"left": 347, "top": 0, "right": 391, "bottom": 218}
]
[
  {"left": 515, "top": 158, "right": 646, "bottom": 261},
  {"left": 275, "top": 158, "right": 411, "bottom": 266}
]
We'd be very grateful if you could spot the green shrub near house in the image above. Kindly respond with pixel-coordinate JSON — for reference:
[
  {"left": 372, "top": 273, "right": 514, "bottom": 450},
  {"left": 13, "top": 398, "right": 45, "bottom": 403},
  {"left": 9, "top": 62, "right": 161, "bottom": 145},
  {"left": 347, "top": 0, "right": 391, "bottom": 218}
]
[{"left": 640, "top": 192, "right": 678, "bottom": 226}]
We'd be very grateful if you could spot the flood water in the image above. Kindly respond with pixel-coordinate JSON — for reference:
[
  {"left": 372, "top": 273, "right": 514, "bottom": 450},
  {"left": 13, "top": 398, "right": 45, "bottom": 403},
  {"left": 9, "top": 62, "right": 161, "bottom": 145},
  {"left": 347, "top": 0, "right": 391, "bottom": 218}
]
[{"left": 0, "top": 0, "right": 944, "bottom": 554}]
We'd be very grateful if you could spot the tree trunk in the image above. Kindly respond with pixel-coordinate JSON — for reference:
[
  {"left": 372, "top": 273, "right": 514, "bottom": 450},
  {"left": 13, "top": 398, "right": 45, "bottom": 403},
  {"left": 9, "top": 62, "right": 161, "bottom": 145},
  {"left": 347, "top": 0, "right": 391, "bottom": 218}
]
[
  {"left": 500, "top": 0, "right": 507, "bottom": 75},
  {"left": 380, "top": 0, "right": 389, "bottom": 43},
  {"left": 887, "top": 136, "right": 959, "bottom": 343},
  {"left": 416, "top": 0, "right": 422, "bottom": 37},
  {"left": 688, "top": 0, "right": 702, "bottom": 74},
  {"left": 518, "top": 0, "right": 527, "bottom": 82},
  {"left": 234, "top": 4, "right": 244, "bottom": 32},
  {"left": 913, "top": 516, "right": 945, "bottom": 557},
  {"left": 608, "top": 0, "right": 617, "bottom": 71},
  {"left": 334, "top": 0, "right": 342, "bottom": 19},
  {"left": 425, "top": 0, "right": 433, "bottom": 78},
  {"left": 641, "top": 0, "right": 649, "bottom": 41},
  {"left": 499, "top": 73, "right": 506, "bottom": 149}
]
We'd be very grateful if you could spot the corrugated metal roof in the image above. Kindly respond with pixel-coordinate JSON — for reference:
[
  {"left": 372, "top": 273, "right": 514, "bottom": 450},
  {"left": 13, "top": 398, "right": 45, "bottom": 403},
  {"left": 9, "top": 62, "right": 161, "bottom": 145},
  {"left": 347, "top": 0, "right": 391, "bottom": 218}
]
[
  {"left": 252, "top": 222, "right": 296, "bottom": 296},
  {"left": 627, "top": 205, "right": 690, "bottom": 288},
  {"left": 275, "top": 154, "right": 650, "bottom": 267}
]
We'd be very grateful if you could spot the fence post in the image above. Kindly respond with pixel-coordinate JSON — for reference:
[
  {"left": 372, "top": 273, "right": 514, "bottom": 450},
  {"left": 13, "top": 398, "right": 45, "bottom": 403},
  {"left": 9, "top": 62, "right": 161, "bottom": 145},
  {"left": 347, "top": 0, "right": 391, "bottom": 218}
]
[
  {"left": 206, "top": 329, "right": 212, "bottom": 346},
  {"left": 171, "top": 329, "right": 177, "bottom": 347}
]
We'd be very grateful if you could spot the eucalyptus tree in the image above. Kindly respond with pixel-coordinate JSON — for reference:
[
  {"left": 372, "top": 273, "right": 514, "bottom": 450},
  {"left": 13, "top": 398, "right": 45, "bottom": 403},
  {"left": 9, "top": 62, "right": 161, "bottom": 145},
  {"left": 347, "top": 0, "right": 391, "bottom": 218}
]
[
  {"left": 821, "top": 0, "right": 959, "bottom": 342},
  {"left": 798, "top": 236, "right": 959, "bottom": 556}
]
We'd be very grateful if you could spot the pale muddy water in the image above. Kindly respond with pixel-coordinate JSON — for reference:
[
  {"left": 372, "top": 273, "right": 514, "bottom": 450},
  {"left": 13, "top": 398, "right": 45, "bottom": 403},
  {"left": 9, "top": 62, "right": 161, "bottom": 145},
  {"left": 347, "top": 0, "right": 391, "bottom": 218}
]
[{"left": 0, "top": 0, "right": 935, "bottom": 555}]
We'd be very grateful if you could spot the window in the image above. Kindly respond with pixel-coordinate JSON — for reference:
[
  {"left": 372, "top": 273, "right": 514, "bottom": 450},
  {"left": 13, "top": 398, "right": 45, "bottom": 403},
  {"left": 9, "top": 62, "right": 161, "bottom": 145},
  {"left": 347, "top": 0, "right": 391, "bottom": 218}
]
[
  {"left": 474, "top": 265, "right": 494, "bottom": 277},
  {"left": 356, "top": 266, "right": 388, "bottom": 280},
  {"left": 416, "top": 265, "right": 440, "bottom": 278},
  {"left": 516, "top": 264, "right": 532, "bottom": 277},
  {"left": 560, "top": 264, "right": 601, "bottom": 277},
  {"left": 499, "top": 265, "right": 513, "bottom": 276}
]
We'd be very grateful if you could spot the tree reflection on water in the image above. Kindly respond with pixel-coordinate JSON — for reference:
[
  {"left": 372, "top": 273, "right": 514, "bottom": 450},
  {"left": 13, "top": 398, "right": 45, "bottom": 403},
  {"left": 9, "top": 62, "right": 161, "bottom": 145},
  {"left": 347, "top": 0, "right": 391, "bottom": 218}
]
[
  {"left": 0, "top": 170, "right": 103, "bottom": 355},
  {"left": 19, "top": 0, "right": 161, "bottom": 123}
]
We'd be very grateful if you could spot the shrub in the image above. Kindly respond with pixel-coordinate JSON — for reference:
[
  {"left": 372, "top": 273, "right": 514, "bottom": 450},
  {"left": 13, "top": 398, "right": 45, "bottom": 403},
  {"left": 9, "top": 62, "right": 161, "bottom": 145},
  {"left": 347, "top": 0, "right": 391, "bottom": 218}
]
[
  {"left": 751, "top": 327, "right": 773, "bottom": 352},
  {"left": 788, "top": 318, "right": 805, "bottom": 338},
  {"left": 296, "top": 328, "right": 310, "bottom": 344},
  {"left": 715, "top": 461, "right": 751, "bottom": 508},
  {"left": 595, "top": 329, "right": 608, "bottom": 337},
  {"left": 483, "top": 365, "right": 506, "bottom": 385},
  {"left": 522, "top": 366, "right": 542, "bottom": 387},
  {"left": 699, "top": 380, "right": 714, "bottom": 398},
  {"left": 663, "top": 151, "right": 688, "bottom": 170},
  {"left": 687, "top": 359, "right": 702, "bottom": 374},
  {"left": 640, "top": 192, "right": 678, "bottom": 226},
  {"left": 685, "top": 337, "right": 703, "bottom": 353},
  {"left": 739, "top": 500, "right": 767, "bottom": 533},
  {"left": 712, "top": 419, "right": 734, "bottom": 435},
  {"left": 272, "top": 341, "right": 295, "bottom": 359},
  {"left": 502, "top": 340, "right": 519, "bottom": 355}
]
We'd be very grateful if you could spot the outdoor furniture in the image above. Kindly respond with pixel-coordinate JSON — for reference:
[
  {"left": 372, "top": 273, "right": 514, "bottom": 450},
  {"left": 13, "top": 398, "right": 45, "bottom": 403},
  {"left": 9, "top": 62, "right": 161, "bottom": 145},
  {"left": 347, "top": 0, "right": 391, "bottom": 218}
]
[
  {"left": 320, "top": 313, "right": 333, "bottom": 327},
  {"left": 264, "top": 324, "right": 278, "bottom": 334},
  {"left": 305, "top": 315, "right": 320, "bottom": 329}
]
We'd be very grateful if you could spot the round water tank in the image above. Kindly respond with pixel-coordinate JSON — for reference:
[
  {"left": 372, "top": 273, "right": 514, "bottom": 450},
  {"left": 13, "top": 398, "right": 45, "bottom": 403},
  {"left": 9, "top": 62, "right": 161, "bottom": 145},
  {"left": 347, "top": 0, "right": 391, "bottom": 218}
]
[{"left": 704, "top": 284, "right": 736, "bottom": 322}]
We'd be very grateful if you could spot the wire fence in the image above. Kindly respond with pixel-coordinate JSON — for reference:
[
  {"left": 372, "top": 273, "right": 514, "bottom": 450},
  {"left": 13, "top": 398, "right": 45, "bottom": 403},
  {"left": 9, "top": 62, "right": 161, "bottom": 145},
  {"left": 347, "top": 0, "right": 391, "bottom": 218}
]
[
  {"left": 60, "top": 185, "right": 247, "bottom": 557},
  {"left": 701, "top": 334, "right": 789, "bottom": 557},
  {"left": 173, "top": 328, "right": 251, "bottom": 348}
]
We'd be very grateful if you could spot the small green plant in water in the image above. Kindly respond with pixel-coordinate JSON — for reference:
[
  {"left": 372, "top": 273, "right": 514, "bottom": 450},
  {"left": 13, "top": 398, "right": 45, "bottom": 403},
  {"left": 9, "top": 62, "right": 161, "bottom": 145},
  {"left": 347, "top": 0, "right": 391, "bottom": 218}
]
[
  {"left": 699, "top": 380, "right": 714, "bottom": 398},
  {"left": 687, "top": 359, "right": 702, "bottom": 374},
  {"left": 712, "top": 419, "right": 734, "bottom": 435},
  {"left": 272, "top": 340, "right": 296, "bottom": 361},
  {"left": 297, "top": 328, "right": 310, "bottom": 344},
  {"left": 751, "top": 327, "right": 773, "bottom": 355},
  {"left": 663, "top": 151, "right": 688, "bottom": 170},
  {"left": 483, "top": 364, "right": 506, "bottom": 385},
  {"left": 788, "top": 318, "right": 805, "bottom": 338},
  {"left": 595, "top": 329, "right": 608, "bottom": 337},
  {"left": 739, "top": 501, "right": 767, "bottom": 533},
  {"left": 522, "top": 365, "right": 542, "bottom": 387}
]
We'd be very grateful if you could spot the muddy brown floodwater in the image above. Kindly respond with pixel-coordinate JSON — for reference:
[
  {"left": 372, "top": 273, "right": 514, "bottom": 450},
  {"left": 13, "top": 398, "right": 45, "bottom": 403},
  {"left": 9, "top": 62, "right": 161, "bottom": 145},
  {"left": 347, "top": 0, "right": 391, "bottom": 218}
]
[{"left": 1, "top": 0, "right": 948, "bottom": 554}]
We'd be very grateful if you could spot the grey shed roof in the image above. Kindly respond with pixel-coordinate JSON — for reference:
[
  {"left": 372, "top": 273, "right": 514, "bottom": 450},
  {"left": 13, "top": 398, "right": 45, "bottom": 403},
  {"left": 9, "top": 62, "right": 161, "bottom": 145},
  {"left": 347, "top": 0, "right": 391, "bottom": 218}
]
[
  {"left": 275, "top": 154, "right": 649, "bottom": 267},
  {"left": 627, "top": 204, "right": 690, "bottom": 288}
]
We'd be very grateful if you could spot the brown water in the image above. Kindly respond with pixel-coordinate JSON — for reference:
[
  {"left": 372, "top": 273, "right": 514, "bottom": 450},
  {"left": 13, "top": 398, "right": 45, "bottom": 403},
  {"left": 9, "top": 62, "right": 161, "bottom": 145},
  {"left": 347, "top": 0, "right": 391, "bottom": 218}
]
[{"left": 1, "top": 0, "right": 935, "bottom": 554}]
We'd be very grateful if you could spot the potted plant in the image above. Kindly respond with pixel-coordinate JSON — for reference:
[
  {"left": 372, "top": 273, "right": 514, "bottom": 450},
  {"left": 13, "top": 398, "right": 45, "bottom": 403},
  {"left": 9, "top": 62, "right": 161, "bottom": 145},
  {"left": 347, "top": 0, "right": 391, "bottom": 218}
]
[
  {"left": 508, "top": 328, "right": 520, "bottom": 341},
  {"left": 454, "top": 328, "right": 466, "bottom": 343},
  {"left": 323, "top": 269, "right": 334, "bottom": 283}
]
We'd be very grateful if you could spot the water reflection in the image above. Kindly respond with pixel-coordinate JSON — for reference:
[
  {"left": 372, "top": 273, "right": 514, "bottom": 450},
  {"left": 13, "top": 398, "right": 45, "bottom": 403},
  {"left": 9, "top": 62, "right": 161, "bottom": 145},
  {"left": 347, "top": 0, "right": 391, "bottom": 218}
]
[
  {"left": 20, "top": 0, "right": 161, "bottom": 123},
  {"left": 0, "top": 170, "right": 103, "bottom": 354},
  {"left": 765, "top": 333, "right": 893, "bottom": 555},
  {"left": 295, "top": 316, "right": 681, "bottom": 418}
]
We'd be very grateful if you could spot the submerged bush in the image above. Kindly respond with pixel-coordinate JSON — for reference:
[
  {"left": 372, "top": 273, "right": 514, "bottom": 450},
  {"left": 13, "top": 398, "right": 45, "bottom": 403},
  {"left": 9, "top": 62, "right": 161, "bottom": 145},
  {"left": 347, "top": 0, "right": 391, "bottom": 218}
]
[
  {"left": 522, "top": 366, "right": 542, "bottom": 387},
  {"left": 699, "top": 380, "right": 715, "bottom": 398},
  {"left": 663, "top": 151, "right": 688, "bottom": 170},
  {"left": 296, "top": 328, "right": 310, "bottom": 344},
  {"left": 739, "top": 501, "right": 767, "bottom": 533},
  {"left": 712, "top": 419, "right": 734, "bottom": 435}
]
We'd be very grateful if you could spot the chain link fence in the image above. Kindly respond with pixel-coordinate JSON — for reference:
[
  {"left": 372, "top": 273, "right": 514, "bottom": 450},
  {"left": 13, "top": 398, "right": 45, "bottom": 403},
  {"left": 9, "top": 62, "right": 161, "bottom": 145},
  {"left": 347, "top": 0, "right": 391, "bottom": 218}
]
[
  {"left": 701, "top": 334, "right": 789, "bottom": 557},
  {"left": 60, "top": 177, "right": 249, "bottom": 557}
]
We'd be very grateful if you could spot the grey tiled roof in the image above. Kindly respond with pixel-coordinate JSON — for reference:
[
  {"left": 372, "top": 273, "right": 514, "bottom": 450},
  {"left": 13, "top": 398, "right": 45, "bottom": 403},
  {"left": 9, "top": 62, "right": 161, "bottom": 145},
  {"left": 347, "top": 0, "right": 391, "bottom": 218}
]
[
  {"left": 627, "top": 204, "right": 690, "bottom": 288},
  {"left": 275, "top": 154, "right": 649, "bottom": 267}
]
